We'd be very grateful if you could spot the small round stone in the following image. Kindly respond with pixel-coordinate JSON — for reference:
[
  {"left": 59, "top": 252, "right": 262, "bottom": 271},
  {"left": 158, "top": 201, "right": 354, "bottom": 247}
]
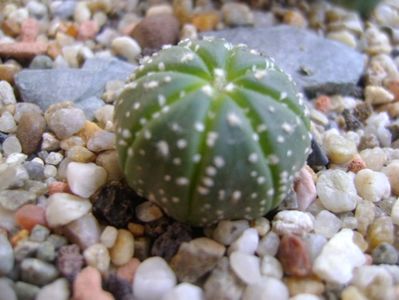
[
  {"left": 230, "top": 251, "right": 261, "bottom": 285},
  {"left": 135, "top": 201, "right": 164, "bottom": 223},
  {"left": 111, "top": 36, "right": 141, "bottom": 63},
  {"left": 260, "top": 255, "right": 283, "bottom": 279},
  {"left": 371, "top": 242, "right": 398, "bottom": 265},
  {"left": 272, "top": 210, "right": 314, "bottom": 236},
  {"left": 0, "top": 111, "right": 16, "bottom": 133},
  {"left": 83, "top": 243, "right": 110, "bottom": 273},
  {"left": 162, "top": 282, "right": 204, "bottom": 300},
  {"left": 133, "top": 256, "right": 177, "bottom": 300},
  {"left": 20, "top": 258, "right": 59, "bottom": 286},
  {"left": 355, "top": 169, "right": 391, "bottom": 202},
  {"left": 256, "top": 231, "right": 280, "bottom": 257},
  {"left": 228, "top": 228, "right": 259, "bottom": 255},
  {"left": 0, "top": 80, "right": 16, "bottom": 105},
  {"left": 2, "top": 135, "right": 22, "bottom": 156},
  {"left": 382, "top": 160, "right": 399, "bottom": 195},
  {"left": 87, "top": 129, "right": 115, "bottom": 152},
  {"left": 36, "top": 278, "right": 70, "bottom": 300},
  {"left": 242, "top": 277, "right": 289, "bottom": 300},
  {"left": 314, "top": 210, "right": 342, "bottom": 238},
  {"left": 47, "top": 107, "right": 86, "bottom": 139},
  {"left": 100, "top": 225, "right": 118, "bottom": 248},
  {"left": 110, "top": 229, "right": 134, "bottom": 267},
  {"left": 221, "top": 2, "right": 254, "bottom": 27},
  {"left": 323, "top": 130, "right": 358, "bottom": 164},
  {"left": 0, "top": 234, "right": 14, "bottom": 275},
  {"left": 212, "top": 220, "right": 250, "bottom": 246},
  {"left": 367, "top": 216, "right": 394, "bottom": 250}
]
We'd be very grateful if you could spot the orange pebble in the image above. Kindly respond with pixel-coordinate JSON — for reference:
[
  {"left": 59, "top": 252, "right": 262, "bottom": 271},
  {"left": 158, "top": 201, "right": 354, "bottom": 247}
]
[
  {"left": 314, "top": 95, "right": 332, "bottom": 113},
  {"left": 347, "top": 155, "right": 366, "bottom": 173},
  {"left": 15, "top": 204, "right": 46, "bottom": 231},
  {"left": 116, "top": 258, "right": 140, "bottom": 283},
  {"left": 387, "top": 80, "right": 399, "bottom": 101},
  {"left": 11, "top": 229, "right": 29, "bottom": 246},
  {"left": 191, "top": 11, "right": 220, "bottom": 32},
  {"left": 48, "top": 181, "right": 70, "bottom": 195}
]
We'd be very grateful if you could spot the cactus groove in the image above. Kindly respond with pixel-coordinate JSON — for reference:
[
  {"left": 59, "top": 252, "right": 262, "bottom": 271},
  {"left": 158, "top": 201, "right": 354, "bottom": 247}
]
[{"left": 114, "top": 37, "right": 311, "bottom": 226}]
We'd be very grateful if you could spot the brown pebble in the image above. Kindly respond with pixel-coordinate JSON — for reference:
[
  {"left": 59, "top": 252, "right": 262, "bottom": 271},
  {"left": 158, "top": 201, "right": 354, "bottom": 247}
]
[
  {"left": 277, "top": 234, "right": 312, "bottom": 277},
  {"left": 283, "top": 10, "right": 307, "bottom": 28},
  {"left": 386, "top": 79, "right": 399, "bottom": 101},
  {"left": 284, "top": 275, "right": 325, "bottom": 296},
  {"left": 1, "top": 19, "right": 20, "bottom": 37},
  {"left": 0, "top": 42, "right": 48, "bottom": 60},
  {"left": 127, "top": 223, "right": 145, "bottom": 237},
  {"left": 314, "top": 95, "right": 332, "bottom": 113},
  {"left": 20, "top": 18, "right": 39, "bottom": 42},
  {"left": 0, "top": 63, "right": 20, "bottom": 83},
  {"left": 131, "top": 14, "right": 180, "bottom": 50},
  {"left": 16, "top": 111, "right": 46, "bottom": 155}
]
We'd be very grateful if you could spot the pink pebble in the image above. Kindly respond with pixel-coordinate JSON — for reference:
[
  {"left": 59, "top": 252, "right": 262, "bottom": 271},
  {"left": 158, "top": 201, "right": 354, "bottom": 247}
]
[
  {"left": 116, "top": 258, "right": 140, "bottom": 283},
  {"left": 20, "top": 18, "right": 39, "bottom": 42},
  {"left": 73, "top": 266, "right": 115, "bottom": 300},
  {"left": 48, "top": 181, "right": 70, "bottom": 195},
  {"left": 294, "top": 166, "right": 317, "bottom": 211},
  {"left": 78, "top": 20, "right": 99, "bottom": 40},
  {"left": 15, "top": 204, "right": 46, "bottom": 231}
]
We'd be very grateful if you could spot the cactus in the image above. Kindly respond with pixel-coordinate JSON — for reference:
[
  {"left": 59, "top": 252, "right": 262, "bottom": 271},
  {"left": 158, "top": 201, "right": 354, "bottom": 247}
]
[{"left": 114, "top": 37, "right": 311, "bottom": 226}]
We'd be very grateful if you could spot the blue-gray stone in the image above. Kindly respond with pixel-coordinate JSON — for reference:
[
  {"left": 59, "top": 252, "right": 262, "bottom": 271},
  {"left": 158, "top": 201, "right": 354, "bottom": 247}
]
[
  {"left": 15, "top": 58, "right": 135, "bottom": 118},
  {"left": 203, "top": 25, "right": 366, "bottom": 97},
  {"left": 20, "top": 258, "right": 59, "bottom": 286},
  {"left": 0, "top": 234, "right": 14, "bottom": 276},
  {"left": 0, "top": 278, "right": 17, "bottom": 300},
  {"left": 51, "top": 0, "right": 76, "bottom": 19},
  {"left": 14, "top": 281, "right": 40, "bottom": 300}
]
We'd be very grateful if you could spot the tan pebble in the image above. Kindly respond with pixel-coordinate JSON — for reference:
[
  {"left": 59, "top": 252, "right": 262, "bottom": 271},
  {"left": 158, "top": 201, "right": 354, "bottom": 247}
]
[
  {"left": 110, "top": 229, "right": 134, "bottom": 267},
  {"left": 382, "top": 160, "right": 399, "bottom": 195},
  {"left": 191, "top": 11, "right": 220, "bottom": 32},
  {"left": 367, "top": 216, "right": 394, "bottom": 250},
  {"left": 116, "top": 258, "right": 140, "bottom": 283},
  {"left": 173, "top": 0, "right": 193, "bottom": 24},
  {"left": 341, "top": 286, "right": 368, "bottom": 300},
  {"left": 284, "top": 276, "right": 325, "bottom": 296},
  {"left": 67, "top": 146, "right": 95, "bottom": 163},
  {"left": 60, "top": 136, "right": 85, "bottom": 151},
  {"left": 355, "top": 200, "right": 375, "bottom": 236},
  {"left": 347, "top": 155, "right": 366, "bottom": 173},
  {"left": 96, "top": 150, "right": 123, "bottom": 181},
  {"left": 324, "top": 130, "right": 357, "bottom": 164},
  {"left": 365, "top": 86, "right": 395, "bottom": 105},
  {"left": 1, "top": 19, "right": 20, "bottom": 37},
  {"left": 127, "top": 223, "right": 145, "bottom": 237},
  {"left": 379, "top": 102, "right": 399, "bottom": 118},
  {"left": 46, "top": 41, "right": 62, "bottom": 59},
  {"left": 73, "top": 266, "right": 115, "bottom": 300},
  {"left": 0, "top": 64, "right": 20, "bottom": 83},
  {"left": 78, "top": 121, "right": 102, "bottom": 143},
  {"left": 20, "top": 18, "right": 39, "bottom": 42},
  {"left": 327, "top": 30, "right": 357, "bottom": 48},
  {"left": 0, "top": 42, "right": 48, "bottom": 59},
  {"left": 146, "top": 4, "right": 173, "bottom": 17},
  {"left": 100, "top": 226, "right": 118, "bottom": 248},
  {"left": 283, "top": 10, "right": 307, "bottom": 28},
  {"left": 352, "top": 231, "right": 368, "bottom": 252},
  {"left": 83, "top": 243, "right": 110, "bottom": 273},
  {"left": 11, "top": 229, "right": 29, "bottom": 247}
]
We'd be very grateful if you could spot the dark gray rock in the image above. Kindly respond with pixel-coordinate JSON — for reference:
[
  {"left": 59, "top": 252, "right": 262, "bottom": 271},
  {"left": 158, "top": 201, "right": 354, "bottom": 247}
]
[
  {"left": 204, "top": 26, "right": 366, "bottom": 97},
  {"left": 15, "top": 58, "right": 135, "bottom": 118}
]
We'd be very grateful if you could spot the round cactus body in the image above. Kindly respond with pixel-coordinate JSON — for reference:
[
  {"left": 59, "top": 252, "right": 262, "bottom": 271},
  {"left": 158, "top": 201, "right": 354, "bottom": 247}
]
[{"left": 114, "top": 37, "right": 311, "bottom": 226}]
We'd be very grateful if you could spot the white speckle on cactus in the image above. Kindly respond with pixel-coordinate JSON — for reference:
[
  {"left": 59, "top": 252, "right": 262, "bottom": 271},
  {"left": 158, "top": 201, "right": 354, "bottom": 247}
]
[
  {"left": 139, "top": 149, "right": 145, "bottom": 156},
  {"left": 179, "top": 91, "right": 186, "bottom": 98},
  {"left": 144, "top": 81, "right": 159, "bottom": 89},
  {"left": 227, "top": 113, "right": 242, "bottom": 127},
  {"left": 198, "top": 186, "right": 209, "bottom": 195},
  {"left": 280, "top": 92, "right": 288, "bottom": 100},
  {"left": 177, "top": 139, "right": 187, "bottom": 149},
  {"left": 181, "top": 52, "right": 194, "bottom": 62},
  {"left": 202, "top": 85, "right": 213, "bottom": 96},
  {"left": 251, "top": 171, "right": 258, "bottom": 177},
  {"left": 257, "top": 177, "right": 266, "bottom": 184},
  {"left": 172, "top": 197, "right": 180, "bottom": 203},
  {"left": 214, "top": 68, "right": 225, "bottom": 78},
  {"left": 157, "top": 141, "right": 169, "bottom": 157},
  {"left": 225, "top": 83, "right": 235, "bottom": 92},
  {"left": 281, "top": 122, "right": 294, "bottom": 133},
  {"left": 268, "top": 154, "right": 279, "bottom": 165},
  {"left": 252, "top": 133, "right": 259, "bottom": 141},
  {"left": 139, "top": 118, "right": 146, "bottom": 125},
  {"left": 257, "top": 124, "right": 267, "bottom": 133},
  {"left": 206, "top": 166, "right": 217, "bottom": 176},
  {"left": 193, "top": 154, "right": 201, "bottom": 162},
  {"left": 161, "top": 106, "right": 170, "bottom": 113},
  {"left": 194, "top": 122, "right": 205, "bottom": 132},
  {"left": 126, "top": 82, "right": 138, "bottom": 90},
  {"left": 194, "top": 44, "right": 200, "bottom": 52},
  {"left": 245, "top": 207, "right": 252, "bottom": 212},
  {"left": 171, "top": 123, "right": 181, "bottom": 132},
  {"left": 251, "top": 193, "right": 258, "bottom": 199},
  {"left": 158, "top": 94, "right": 166, "bottom": 106},
  {"left": 158, "top": 62, "right": 165, "bottom": 71},
  {"left": 133, "top": 102, "right": 140, "bottom": 110},
  {"left": 248, "top": 153, "right": 258, "bottom": 163},
  {"left": 218, "top": 190, "right": 226, "bottom": 200},
  {"left": 164, "top": 175, "right": 171, "bottom": 181},
  {"left": 267, "top": 188, "right": 274, "bottom": 196},
  {"left": 173, "top": 158, "right": 181, "bottom": 165},
  {"left": 161, "top": 197, "right": 168, "bottom": 203},
  {"left": 232, "top": 191, "right": 242, "bottom": 202},
  {"left": 214, "top": 156, "right": 225, "bottom": 168},
  {"left": 144, "top": 130, "right": 151, "bottom": 140},
  {"left": 164, "top": 76, "right": 172, "bottom": 83},
  {"left": 118, "top": 140, "right": 127, "bottom": 146},
  {"left": 122, "top": 129, "right": 131, "bottom": 139},
  {"left": 176, "top": 177, "right": 189, "bottom": 186},
  {"left": 277, "top": 135, "right": 285, "bottom": 143},
  {"left": 128, "top": 148, "right": 134, "bottom": 157},
  {"left": 207, "top": 132, "right": 218, "bottom": 147},
  {"left": 125, "top": 111, "right": 131, "bottom": 118},
  {"left": 268, "top": 106, "right": 275, "bottom": 112},
  {"left": 203, "top": 177, "right": 214, "bottom": 187},
  {"left": 254, "top": 69, "right": 267, "bottom": 80}
]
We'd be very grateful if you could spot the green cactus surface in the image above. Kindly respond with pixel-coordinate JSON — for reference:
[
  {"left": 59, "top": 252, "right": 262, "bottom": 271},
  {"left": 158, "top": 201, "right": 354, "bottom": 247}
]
[{"left": 114, "top": 37, "right": 311, "bottom": 226}]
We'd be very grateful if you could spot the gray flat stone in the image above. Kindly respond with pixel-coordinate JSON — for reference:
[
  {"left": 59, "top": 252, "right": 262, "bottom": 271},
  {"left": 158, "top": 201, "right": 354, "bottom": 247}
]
[
  {"left": 15, "top": 58, "right": 135, "bottom": 117},
  {"left": 203, "top": 25, "right": 366, "bottom": 97}
]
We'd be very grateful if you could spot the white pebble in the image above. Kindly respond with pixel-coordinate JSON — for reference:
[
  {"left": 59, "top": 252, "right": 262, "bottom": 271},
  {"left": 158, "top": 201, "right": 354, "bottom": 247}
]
[
  {"left": 36, "top": 278, "right": 69, "bottom": 300},
  {"left": 45, "top": 152, "right": 64, "bottom": 165},
  {"left": 314, "top": 210, "right": 342, "bottom": 238},
  {"left": 272, "top": 210, "right": 314, "bottom": 236},
  {"left": 228, "top": 228, "right": 259, "bottom": 255},
  {"left": 290, "top": 294, "right": 321, "bottom": 300},
  {"left": 316, "top": 169, "right": 359, "bottom": 213},
  {"left": 0, "top": 81, "right": 16, "bottom": 105},
  {"left": 212, "top": 220, "right": 250, "bottom": 245},
  {"left": 0, "top": 111, "right": 16, "bottom": 133},
  {"left": 45, "top": 193, "right": 92, "bottom": 227},
  {"left": 100, "top": 226, "right": 118, "bottom": 248},
  {"left": 365, "top": 85, "right": 395, "bottom": 105},
  {"left": 111, "top": 36, "right": 141, "bottom": 63},
  {"left": 230, "top": 251, "right": 261, "bottom": 285},
  {"left": 364, "top": 112, "right": 392, "bottom": 147},
  {"left": 355, "top": 169, "right": 391, "bottom": 202},
  {"left": 382, "top": 160, "right": 399, "bottom": 195},
  {"left": 360, "top": 147, "right": 388, "bottom": 171},
  {"left": 87, "top": 130, "right": 115, "bottom": 152},
  {"left": 323, "top": 129, "right": 357, "bottom": 164},
  {"left": 256, "top": 231, "right": 280, "bottom": 257},
  {"left": 66, "top": 162, "right": 107, "bottom": 198},
  {"left": 47, "top": 108, "right": 86, "bottom": 139},
  {"left": 43, "top": 165, "right": 57, "bottom": 178},
  {"left": 2, "top": 135, "right": 22, "bottom": 156},
  {"left": 83, "top": 243, "right": 110, "bottom": 273},
  {"left": 260, "top": 255, "right": 283, "bottom": 279},
  {"left": 313, "top": 229, "right": 366, "bottom": 284},
  {"left": 162, "top": 282, "right": 203, "bottom": 300},
  {"left": 391, "top": 198, "right": 399, "bottom": 225},
  {"left": 242, "top": 277, "right": 289, "bottom": 300},
  {"left": 133, "top": 257, "right": 177, "bottom": 300},
  {"left": 74, "top": 1, "right": 91, "bottom": 22}
]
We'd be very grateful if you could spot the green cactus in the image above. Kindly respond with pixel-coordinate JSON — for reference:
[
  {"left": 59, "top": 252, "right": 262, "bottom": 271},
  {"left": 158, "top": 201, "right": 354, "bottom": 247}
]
[{"left": 114, "top": 37, "right": 311, "bottom": 226}]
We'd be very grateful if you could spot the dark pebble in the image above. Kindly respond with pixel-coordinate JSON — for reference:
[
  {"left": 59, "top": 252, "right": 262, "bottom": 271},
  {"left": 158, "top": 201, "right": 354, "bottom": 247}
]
[
  {"left": 307, "top": 138, "right": 329, "bottom": 167},
  {"left": 92, "top": 182, "right": 145, "bottom": 228},
  {"left": 134, "top": 237, "right": 151, "bottom": 261},
  {"left": 342, "top": 109, "right": 362, "bottom": 131},
  {"left": 358, "top": 134, "right": 380, "bottom": 151},
  {"left": 23, "top": 161, "right": 45, "bottom": 181},
  {"left": 353, "top": 102, "right": 372, "bottom": 122},
  {"left": 103, "top": 273, "right": 134, "bottom": 300},
  {"left": 151, "top": 223, "right": 192, "bottom": 261},
  {"left": 56, "top": 244, "right": 84, "bottom": 282},
  {"left": 144, "top": 217, "right": 172, "bottom": 239},
  {"left": 131, "top": 14, "right": 180, "bottom": 51},
  {"left": 372, "top": 242, "right": 398, "bottom": 265}
]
